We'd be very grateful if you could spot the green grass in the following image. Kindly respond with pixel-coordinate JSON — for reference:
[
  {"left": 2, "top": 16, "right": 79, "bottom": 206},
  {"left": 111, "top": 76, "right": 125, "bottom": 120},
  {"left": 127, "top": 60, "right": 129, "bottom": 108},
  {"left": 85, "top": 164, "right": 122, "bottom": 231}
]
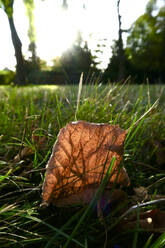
[{"left": 0, "top": 81, "right": 165, "bottom": 247}]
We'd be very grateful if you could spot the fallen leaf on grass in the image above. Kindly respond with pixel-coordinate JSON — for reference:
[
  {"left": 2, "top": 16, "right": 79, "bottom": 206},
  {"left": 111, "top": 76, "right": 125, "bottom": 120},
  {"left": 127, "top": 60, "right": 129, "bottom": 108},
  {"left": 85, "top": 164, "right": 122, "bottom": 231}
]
[
  {"left": 32, "top": 134, "right": 48, "bottom": 150},
  {"left": 42, "top": 121, "right": 130, "bottom": 206},
  {"left": 132, "top": 186, "right": 165, "bottom": 204},
  {"left": 53, "top": 187, "right": 128, "bottom": 208},
  {"left": 133, "top": 186, "right": 149, "bottom": 202},
  {"left": 14, "top": 146, "right": 34, "bottom": 162},
  {"left": 14, "top": 131, "right": 48, "bottom": 162}
]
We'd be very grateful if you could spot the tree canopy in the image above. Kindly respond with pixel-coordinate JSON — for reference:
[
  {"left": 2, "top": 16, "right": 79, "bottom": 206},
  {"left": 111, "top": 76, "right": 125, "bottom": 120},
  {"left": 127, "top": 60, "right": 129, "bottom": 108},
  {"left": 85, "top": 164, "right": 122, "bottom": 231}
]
[
  {"left": 104, "top": 0, "right": 165, "bottom": 83},
  {"left": 1, "top": 0, "right": 165, "bottom": 84},
  {"left": 0, "top": 0, "right": 13, "bottom": 16},
  {"left": 126, "top": 0, "right": 165, "bottom": 82}
]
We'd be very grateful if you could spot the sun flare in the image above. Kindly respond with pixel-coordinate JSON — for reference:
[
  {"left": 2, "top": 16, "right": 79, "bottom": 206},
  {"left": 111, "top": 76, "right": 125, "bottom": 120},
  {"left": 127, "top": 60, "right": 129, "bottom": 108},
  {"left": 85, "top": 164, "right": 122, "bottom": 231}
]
[
  {"left": 0, "top": 0, "right": 150, "bottom": 70},
  {"left": 35, "top": 1, "right": 84, "bottom": 65}
]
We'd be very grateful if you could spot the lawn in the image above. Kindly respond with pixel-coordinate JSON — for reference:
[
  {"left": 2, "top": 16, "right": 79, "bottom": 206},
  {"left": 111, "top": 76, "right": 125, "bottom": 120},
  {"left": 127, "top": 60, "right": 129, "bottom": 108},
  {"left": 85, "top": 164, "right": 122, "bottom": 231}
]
[{"left": 0, "top": 82, "right": 165, "bottom": 248}]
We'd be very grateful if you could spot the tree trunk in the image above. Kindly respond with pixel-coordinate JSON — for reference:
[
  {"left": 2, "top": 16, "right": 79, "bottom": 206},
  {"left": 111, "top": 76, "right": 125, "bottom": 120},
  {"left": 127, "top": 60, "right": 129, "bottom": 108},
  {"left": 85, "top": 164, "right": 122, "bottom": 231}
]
[
  {"left": 29, "top": 41, "right": 37, "bottom": 63},
  {"left": 117, "top": 0, "right": 125, "bottom": 81},
  {"left": 23, "top": 0, "right": 37, "bottom": 64},
  {"left": 8, "top": 16, "right": 26, "bottom": 85},
  {"left": 62, "top": 0, "right": 68, "bottom": 10}
]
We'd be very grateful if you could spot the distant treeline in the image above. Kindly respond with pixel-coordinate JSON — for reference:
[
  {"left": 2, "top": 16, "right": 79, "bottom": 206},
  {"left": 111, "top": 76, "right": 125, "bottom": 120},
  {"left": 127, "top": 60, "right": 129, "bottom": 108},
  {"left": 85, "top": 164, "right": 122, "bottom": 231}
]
[{"left": 0, "top": 0, "right": 165, "bottom": 85}]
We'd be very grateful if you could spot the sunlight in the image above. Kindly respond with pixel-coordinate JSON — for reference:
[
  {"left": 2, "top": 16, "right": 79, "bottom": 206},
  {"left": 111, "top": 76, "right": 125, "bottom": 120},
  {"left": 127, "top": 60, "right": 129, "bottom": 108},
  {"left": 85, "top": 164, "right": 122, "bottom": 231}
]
[
  {"left": 35, "top": 1, "right": 83, "bottom": 65},
  {"left": 0, "top": 0, "right": 150, "bottom": 70},
  {"left": 40, "top": 85, "right": 60, "bottom": 90}
]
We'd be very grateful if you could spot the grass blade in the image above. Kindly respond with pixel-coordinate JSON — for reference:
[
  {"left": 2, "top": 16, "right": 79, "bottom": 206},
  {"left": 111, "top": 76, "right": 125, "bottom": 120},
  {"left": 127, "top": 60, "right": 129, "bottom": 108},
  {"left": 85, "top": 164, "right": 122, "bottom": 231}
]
[
  {"left": 143, "top": 234, "right": 154, "bottom": 248},
  {"left": 45, "top": 207, "right": 85, "bottom": 248},
  {"left": 23, "top": 215, "right": 84, "bottom": 248},
  {"left": 132, "top": 208, "right": 140, "bottom": 248},
  {"left": 75, "top": 72, "right": 83, "bottom": 119},
  {"left": 126, "top": 99, "right": 159, "bottom": 134},
  {"left": 150, "top": 232, "right": 165, "bottom": 248},
  {"left": 63, "top": 156, "right": 116, "bottom": 248}
]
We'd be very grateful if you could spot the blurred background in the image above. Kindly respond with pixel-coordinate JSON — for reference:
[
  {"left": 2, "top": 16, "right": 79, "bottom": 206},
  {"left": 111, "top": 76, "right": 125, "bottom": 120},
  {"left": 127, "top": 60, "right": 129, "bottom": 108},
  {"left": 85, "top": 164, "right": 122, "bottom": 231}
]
[{"left": 0, "top": 0, "right": 165, "bottom": 85}]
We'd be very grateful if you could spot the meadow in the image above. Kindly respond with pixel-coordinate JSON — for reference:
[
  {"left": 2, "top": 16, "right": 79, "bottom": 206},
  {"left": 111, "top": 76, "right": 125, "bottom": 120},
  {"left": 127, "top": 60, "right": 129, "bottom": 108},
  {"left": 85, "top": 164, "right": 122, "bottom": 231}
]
[{"left": 0, "top": 81, "right": 165, "bottom": 248}]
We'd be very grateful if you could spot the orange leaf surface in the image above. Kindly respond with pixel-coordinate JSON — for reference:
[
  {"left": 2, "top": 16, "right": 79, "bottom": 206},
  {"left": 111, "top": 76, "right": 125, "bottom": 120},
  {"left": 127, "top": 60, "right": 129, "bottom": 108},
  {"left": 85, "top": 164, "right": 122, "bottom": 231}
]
[{"left": 42, "top": 121, "right": 130, "bottom": 206}]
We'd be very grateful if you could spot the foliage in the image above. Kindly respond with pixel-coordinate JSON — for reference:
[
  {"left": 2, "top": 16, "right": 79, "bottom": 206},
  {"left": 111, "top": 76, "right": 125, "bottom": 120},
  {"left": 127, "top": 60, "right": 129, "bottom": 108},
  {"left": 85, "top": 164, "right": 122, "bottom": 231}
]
[
  {"left": 103, "top": 0, "right": 128, "bottom": 82},
  {"left": 104, "top": 0, "right": 165, "bottom": 83},
  {"left": 52, "top": 36, "right": 99, "bottom": 74},
  {"left": 23, "top": 0, "right": 35, "bottom": 43},
  {"left": 0, "top": 0, "right": 13, "bottom": 16},
  {"left": 24, "top": 56, "right": 49, "bottom": 73},
  {"left": 23, "top": 0, "right": 37, "bottom": 64},
  {"left": 126, "top": 0, "right": 165, "bottom": 83},
  {"left": 103, "top": 40, "right": 131, "bottom": 82},
  {"left": 0, "top": 69, "right": 15, "bottom": 84}
]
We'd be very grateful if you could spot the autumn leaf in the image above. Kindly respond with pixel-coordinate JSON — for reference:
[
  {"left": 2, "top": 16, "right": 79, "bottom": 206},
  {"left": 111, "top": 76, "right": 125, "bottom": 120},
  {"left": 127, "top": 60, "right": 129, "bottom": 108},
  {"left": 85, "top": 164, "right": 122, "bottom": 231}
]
[
  {"left": 14, "top": 146, "right": 34, "bottom": 162},
  {"left": 14, "top": 129, "right": 48, "bottom": 162},
  {"left": 42, "top": 121, "right": 130, "bottom": 206},
  {"left": 32, "top": 134, "right": 48, "bottom": 150},
  {"left": 133, "top": 186, "right": 149, "bottom": 202}
]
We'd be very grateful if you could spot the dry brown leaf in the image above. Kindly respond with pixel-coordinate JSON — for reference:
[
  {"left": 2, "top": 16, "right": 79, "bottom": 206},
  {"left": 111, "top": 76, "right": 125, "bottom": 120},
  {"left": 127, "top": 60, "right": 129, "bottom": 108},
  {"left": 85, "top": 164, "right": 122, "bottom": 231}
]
[
  {"left": 53, "top": 187, "right": 128, "bottom": 209},
  {"left": 14, "top": 146, "right": 34, "bottom": 162},
  {"left": 32, "top": 134, "right": 48, "bottom": 150},
  {"left": 132, "top": 187, "right": 165, "bottom": 204},
  {"left": 42, "top": 121, "right": 130, "bottom": 206},
  {"left": 14, "top": 133, "right": 48, "bottom": 162},
  {"left": 133, "top": 186, "right": 149, "bottom": 202}
]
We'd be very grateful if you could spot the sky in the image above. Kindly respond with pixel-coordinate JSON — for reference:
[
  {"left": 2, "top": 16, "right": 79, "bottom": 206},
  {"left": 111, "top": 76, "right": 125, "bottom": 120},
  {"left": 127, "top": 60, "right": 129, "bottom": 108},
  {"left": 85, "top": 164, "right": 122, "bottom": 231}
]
[{"left": 0, "top": 0, "right": 149, "bottom": 71}]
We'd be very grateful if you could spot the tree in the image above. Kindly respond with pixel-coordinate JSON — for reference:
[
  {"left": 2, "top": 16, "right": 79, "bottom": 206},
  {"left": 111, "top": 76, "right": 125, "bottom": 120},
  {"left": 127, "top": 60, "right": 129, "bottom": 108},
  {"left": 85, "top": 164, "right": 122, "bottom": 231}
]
[
  {"left": 52, "top": 43, "right": 98, "bottom": 74},
  {"left": 62, "top": 0, "right": 68, "bottom": 10},
  {"left": 103, "top": 40, "right": 131, "bottom": 82},
  {"left": 103, "top": 0, "right": 129, "bottom": 82},
  {"left": 126, "top": 0, "right": 165, "bottom": 83},
  {"left": 0, "top": 0, "right": 26, "bottom": 84},
  {"left": 117, "top": 0, "right": 125, "bottom": 80},
  {"left": 52, "top": 32, "right": 98, "bottom": 74},
  {"left": 23, "top": 0, "right": 37, "bottom": 64}
]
